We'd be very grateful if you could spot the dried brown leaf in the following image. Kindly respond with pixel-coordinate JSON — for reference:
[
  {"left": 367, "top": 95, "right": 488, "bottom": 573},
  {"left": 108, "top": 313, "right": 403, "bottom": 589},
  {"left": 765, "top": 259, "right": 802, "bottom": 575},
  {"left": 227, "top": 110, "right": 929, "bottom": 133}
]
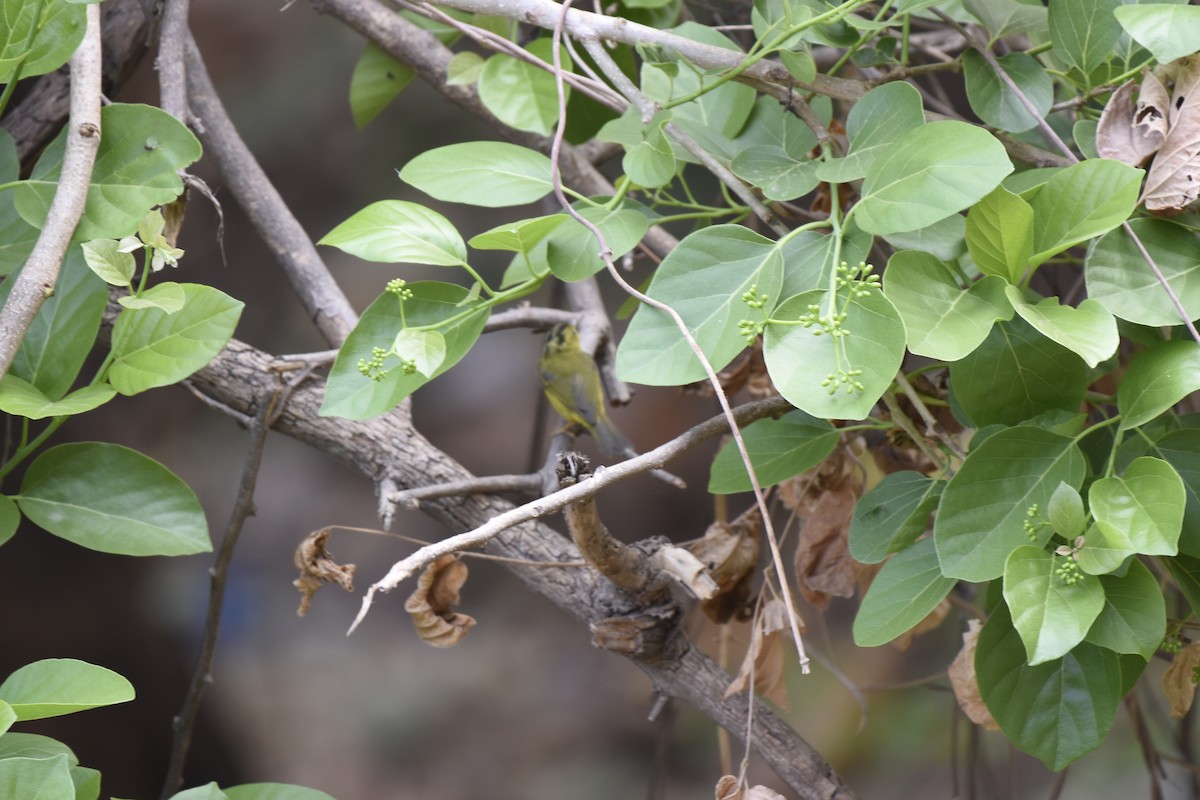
[
  {"left": 714, "top": 777, "right": 786, "bottom": 800},
  {"left": 688, "top": 507, "right": 762, "bottom": 623},
  {"left": 1162, "top": 641, "right": 1200, "bottom": 718},
  {"left": 1144, "top": 57, "right": 1200, "bottom": 214},
  {"left": 948, "top": 619, "right": 1000, "bottom": 731},
  {"left": 1097, "top": 77, "right": 1169, "bottom": 167},
  {"left": 292, "top": 527, "right": 356, "bottom": 617},
  {"left": 792, "top": 486, "right": 861, "bottom": 610},
  {"left": 725, "top": 598, "right": 793, "bottom": 710},
  {"left": 404, "top": 555, "right": 476, "bottom": 648}
]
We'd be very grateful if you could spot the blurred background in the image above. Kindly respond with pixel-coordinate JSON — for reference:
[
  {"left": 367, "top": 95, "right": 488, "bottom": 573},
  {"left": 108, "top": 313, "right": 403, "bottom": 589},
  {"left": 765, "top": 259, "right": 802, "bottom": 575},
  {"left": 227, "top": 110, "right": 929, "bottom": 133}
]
[{"left": 0, "top": 1, "right": 1191, "bottom": 798}]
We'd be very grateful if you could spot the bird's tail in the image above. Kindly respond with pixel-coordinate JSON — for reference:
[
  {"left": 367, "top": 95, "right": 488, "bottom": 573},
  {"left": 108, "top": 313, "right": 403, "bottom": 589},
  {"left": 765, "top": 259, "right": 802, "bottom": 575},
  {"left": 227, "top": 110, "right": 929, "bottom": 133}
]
[{"left": 593, "top": 415, "right": 634, "bottom": 459}]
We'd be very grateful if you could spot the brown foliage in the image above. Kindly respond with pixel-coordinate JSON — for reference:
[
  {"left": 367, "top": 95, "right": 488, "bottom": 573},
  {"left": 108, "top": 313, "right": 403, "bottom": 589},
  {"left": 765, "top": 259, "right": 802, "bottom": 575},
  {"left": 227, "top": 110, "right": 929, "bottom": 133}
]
[
  {"left": 948, "top": 619, "right": 999, "bottom": 731},
  {"left": 405, "top": 555, "right": 477, "bottom": 648},
  {"left": 292, "top": 527, "right": 357, "bottom": 617},
  {"left": 1162, "top": 641, "right": 1200, "bottom": 718},
  {"left": 725, "top": 598, "right": 794, "bottom": 710}
]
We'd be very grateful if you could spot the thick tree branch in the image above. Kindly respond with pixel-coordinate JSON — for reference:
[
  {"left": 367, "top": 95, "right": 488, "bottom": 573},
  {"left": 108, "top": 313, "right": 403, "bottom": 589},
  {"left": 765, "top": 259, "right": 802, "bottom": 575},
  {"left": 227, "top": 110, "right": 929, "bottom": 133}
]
[
  {"left": 185, "top": 340, "right": 852, "bottom": 798},
  {"left": 0, "top": 5, "right": 101, "bottom": 378},
  {"left": 156, "top": 0, "right": 192, "bottom": 123}
]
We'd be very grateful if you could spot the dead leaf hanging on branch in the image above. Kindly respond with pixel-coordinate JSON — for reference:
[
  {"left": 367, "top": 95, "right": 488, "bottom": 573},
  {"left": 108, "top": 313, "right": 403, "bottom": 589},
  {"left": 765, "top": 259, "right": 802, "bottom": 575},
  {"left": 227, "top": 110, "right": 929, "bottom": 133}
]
[
  {"left": 404, "top": 554, "right": 477, "bottom": 648},
  {"left": 725, "top": 598, "right": 794, "bottom": 710},
  {"left": 715, "top": 775, "right": 786, "bottom": 800},
  {"left": 293, "top": 527, "right": 357, "bottom": 617},
  {"left": 687, "top": 506, "right": 762, "bottom": 623},
  {"left": 948, "top": 619, "right": 999, "bottom": 731},
  {"left": 1162, "top": 641, "right": 1200, "bottom": 718}
]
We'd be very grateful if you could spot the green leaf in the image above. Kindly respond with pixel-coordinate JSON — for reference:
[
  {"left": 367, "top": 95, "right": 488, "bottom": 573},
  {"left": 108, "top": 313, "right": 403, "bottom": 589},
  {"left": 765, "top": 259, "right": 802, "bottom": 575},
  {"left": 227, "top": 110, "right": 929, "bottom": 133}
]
[
  {"left": 1024, "top": 159, "right": 1143, "bottom": 268},
  {"left": 815, "top": 81, "right": 925, "bottom": 183},
  {"left": 70, "top": 765, "right": 100, "bottom": 800},
  {"left": 0, "top": 376, "right": 115, "bottom": 419},
  {"left": 0, "top": 659, "right": 134, "bottom": 720},
  {"left": 729, "top": 145, "right": 819, "bottom": 201},
  {"left": 763, "top": 284, "right": 906, "bottom": 420},
  {"left": 0, "top": 700, "right": 13, "bottom": 736},
  {"left": 117, "top": 281, "right": 186, "bottom": 313},
  {"left": 780, "top": 225, "right": 872, "bottom": 300},
  {"left": 17, "top": 442, "right": 211, "bottom": 556},
  {"left": 321, "top": 282, "right": 488, "bottom": 419},
  {"left": 1004, "top": 545, "right": 1105, "bottom": 664},
  {"left": 615, "top": 225, "right": 786, "bottom": 386},
  {"left": 391, "top": 328, "right": 446, "bottom": 378},
  {"left": 734, "top": 95, "right": 817, "bottom": 156},
  {"left": 1004, "top": 288, "right": 1118, "bottom": 369},
  {"left": 0, "top": 754, "right": 74, "bottom": 800},
  {"left": 623, "top": 113, "right": 676, "bottom": 189},
  {"left": 849, "top": 471, "right": 943, "bottom": 563},
  {"left": 1148, "top": 429, "right": 1200, "bottom": 555},
  {"left": 1089, "top": 456, "right": 1184, "bottom": 556},
  {"left": 349, "top": 42, "right": 414, "bottom": 128},
  {"left": 478, "top": 39, "right": 570, "bottom": 137},
  {"left": 399, "top": 142, "right": 553, "bottom": 207},
  {"left": 882, "top": 214, "right": 966, "bottom": 263},
  {"left": 1118, "top": 339, "right": 1200, "bottom": 430},
  {"left": 8, "top": 247, "right": 107, "bottom": 400},
  {"left": 1114, "top": 4, "right": 1200, "bottom": 65},
  {"left": 0, "top": 0, "right": 85, "bottom": 81},
  {"left": 80, "top": 239, "right": 135, "bottom": 287},
  {"left": 976, "top": 604, "right": 1124, "bottom": 770},
  {"left": 542, "top": 201, "right": 652, "bottom": 282},
  {"left": 963, "top": 51, "right": 1052, "bottom": 133},
  {"left": 1047, "top": 482, "right": 1086, "bottom": 540},
  {"left": 1167, "top": 553, "right": 1200, "bottom": 618},
  {"left": 965, "top": 184, "right": 1034, "bottom": 283},
  {"left": 1076, "top": 521, "right": 1135, "bottom": 576},
  {"left": 168, "top": 783, "right": 229, "bottom": 800},
  {"left": 468, "top": 214, "right": 566, "bottom": 253},
  {"left": 852, "top": 538, "right": 956, "bottom": 647},
  {"left": 223, "top": 785, "right": 337, "bottom": 800},
  {"left": 16, "top": 104, "right": 202, "bottom": 240},
  {"left": 883, "top": 251, "right": 1012, "bottom": 361},
  {"left": 949, "top": 317, "right": 1088, "bottom": 427},
  {"left": 108, "top": 283, "right": 244, "bottom": 396},
  {"left": 0, "top": 494, "right": 17, "bottom": 549},
  {"left": 854, "top": 121, "right": 1013, "bottom": 236},
  {"left": 707, "top": 410, "right": 838, "bottom": 494},
  {"left": 319, "top": 201, "right": 467, "bottom": 266},
  {"left": 0, "top": 732, "right": 76, "bottom": 760},
  {"left": 935, "top": 426, "right": 1086, "bottom": 581},
  {"left": 1049, "top": 0, "right": 1123, "bottom": 85},
  {"left": 1085, "top": 559, "right": 1166, "bottom": 660},
  {"left": 963, "top": 0, "right": 1048, "bottom": 40},
  {"left": 1087, "top": 218, "right": 1200, "bottom": 326}
]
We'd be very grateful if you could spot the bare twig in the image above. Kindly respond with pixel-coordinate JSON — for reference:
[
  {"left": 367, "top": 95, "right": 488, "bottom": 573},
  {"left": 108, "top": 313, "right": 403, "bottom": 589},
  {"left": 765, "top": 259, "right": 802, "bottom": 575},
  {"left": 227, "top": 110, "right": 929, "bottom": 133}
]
[
  {"left": 160, "top": 390, "right": 280, "bottom": 800},
  {"left": 184, "top": 36, "right": 358, "bottom": 348},
  {"left": 0, "top": 4, "right": 101, "bottom": 379},
  {"left": 347, "top": 396, "right": 791, "bottom": 633},
  {"left": 484, "top": 305, "right": 578, "bottom": 332},
  {"left": 156, "top": 0, "right": 191, "bottom": 122},
  {"left": 389, "top": 473, "right": 544, "bottom": 509},
  {"left": 893, "top": 370, "right": 965, "bottom": 461}
]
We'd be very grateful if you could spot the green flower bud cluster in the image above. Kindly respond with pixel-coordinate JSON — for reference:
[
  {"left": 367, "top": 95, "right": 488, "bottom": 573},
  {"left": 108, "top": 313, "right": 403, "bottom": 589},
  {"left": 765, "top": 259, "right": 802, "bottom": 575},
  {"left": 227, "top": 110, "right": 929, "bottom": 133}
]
[
  {"left": 386, "top": 278, "right": 414, "bottom": 300},
  {"left": 1054, "top": 556, "right": 1083, "bottom": 586},
  {"left": 836, "top": 261, "right": 880, "bottom": 296},
  {"left": 1161, "top": 634, "right": 1183, "bottom": 655},
  {"left": 358, "top": 346, "right": 391, "bottom": 382},
  {"left": 1023, "top": 504, "right": 1047, "bottom": 542},
  {"left": 738, "top": 285, "right": 770, "bottom": 344}
]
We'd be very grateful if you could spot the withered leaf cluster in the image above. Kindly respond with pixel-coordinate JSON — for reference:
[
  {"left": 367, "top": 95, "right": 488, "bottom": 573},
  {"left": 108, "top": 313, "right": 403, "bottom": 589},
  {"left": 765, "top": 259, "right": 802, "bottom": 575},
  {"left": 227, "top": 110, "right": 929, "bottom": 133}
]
[
  {"left": 293, "top": 528, "right": 357, "bottom": 617},
  {"left": 725, "top": 597, "right": 793, "bottom": 710},
  {"left": 948, "top": 619, "right": 999, "bottom": 731},
  {"left": 687, "top": 506, "right": 762, "bottom": 623},
  {"left": 1099, "top": 56, "right": 1200, "bottom": 214},
  {"left": 715, "top": 776, "right": 786, "bottom": 800},
  {"left": 1162, "top": 641, "right": 1200, "bottom": 718}
]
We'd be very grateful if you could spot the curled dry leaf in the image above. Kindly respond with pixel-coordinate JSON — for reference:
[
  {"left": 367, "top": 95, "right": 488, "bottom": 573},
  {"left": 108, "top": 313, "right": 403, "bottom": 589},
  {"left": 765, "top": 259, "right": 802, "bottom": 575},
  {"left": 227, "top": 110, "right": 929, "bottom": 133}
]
[
  {"left": 1162, "top": 641, "right": 1200, "bottom": 718},
  {"left": 715, "top": 776, "right": 786, "bottom": 800},
  {"left": 1143, "top": 57, "right": 1200, "bottom": 214},
  {"left": 293, "top": 527, "right": 357, "bottom": 617},
  {"left": 792, "top": 487, "right": 862, "bottom": 609},
  {"left": 1097, "top": 76, "right": 1169, "bottom": 167},
  {"left": 688, "top": 506, "right": 761, "bottom": 623},
  {"left": 725, "top": 598, "right": 794, "bottom": 710},
  {"left": 404, "top": 554, "right": 477, "bottom": 648},
  {"left": 948, "top": 619, "right": 1000, "bottom": 731}
]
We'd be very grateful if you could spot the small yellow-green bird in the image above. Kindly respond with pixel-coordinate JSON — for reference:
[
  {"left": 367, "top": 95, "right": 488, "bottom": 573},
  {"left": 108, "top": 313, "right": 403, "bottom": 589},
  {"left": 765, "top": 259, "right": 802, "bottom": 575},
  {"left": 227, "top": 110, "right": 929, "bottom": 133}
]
[{"left": 538, "top": 322, "right": 633, "bottom": 458}]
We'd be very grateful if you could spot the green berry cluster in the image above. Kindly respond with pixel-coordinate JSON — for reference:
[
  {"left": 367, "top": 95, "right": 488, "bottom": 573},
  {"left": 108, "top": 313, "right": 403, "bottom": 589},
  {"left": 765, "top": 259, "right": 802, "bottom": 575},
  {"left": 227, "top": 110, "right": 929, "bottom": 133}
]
[
  {"left": 357, "top": 346, "right": 391, "bottom": 382},
  {"left": 1023, "top": 504, "right": 1047, "bottom": 542},
  {"left": 797, "top": 303, "right": 850, "bottom": 338},
  {"left": 1161, "top": 634, "right": 1183, "bottom": 655},
  {"left": 820, "top": 368, "right": 865, "bottom": 395},
  {"left": 836, "top": 261, "right": 880, "bottom": 296},
  {"left": 386, "top": 278, "right": 414, "bottom": 300},
  {"left": 738, "top": 285, "right": 770, "bottom": 344},
  {"left": 1054, "top": 556, "right": 1083, "bottom": 585}
]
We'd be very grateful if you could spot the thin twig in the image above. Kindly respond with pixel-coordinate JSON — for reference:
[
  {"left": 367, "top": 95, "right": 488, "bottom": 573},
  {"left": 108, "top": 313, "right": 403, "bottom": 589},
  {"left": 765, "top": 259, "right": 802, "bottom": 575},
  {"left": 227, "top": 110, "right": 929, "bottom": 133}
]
[
  {"left": 390, "top": 473, "right": 544, "bottom": 509},
  {"left": 156, "top": 0, "right": 191, "bottom": 122},
  {"left": 159, "top": 390, "right": 280, "bottom": 799},
  {"left": 348, "top": 396, "right": 792, "bottom": 633},
  {"left": 184, "top": 35, "right": 358, "bottom": 348},
  {"left": 893, "top": 370, "right": 965, "bottom": 461},
  {"left": 0, "top": 5, "right": 101, "bottom": 378}
]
